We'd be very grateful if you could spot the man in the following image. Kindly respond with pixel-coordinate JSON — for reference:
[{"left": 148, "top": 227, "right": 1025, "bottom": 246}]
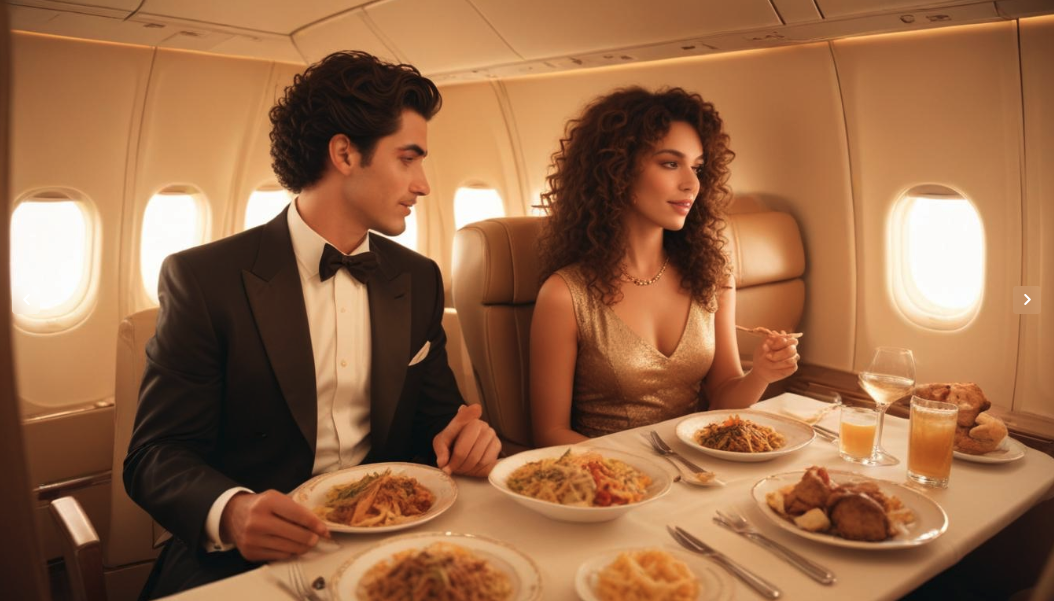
[{"left": 124, "top": 51, "right": 500, "bottom": 598}]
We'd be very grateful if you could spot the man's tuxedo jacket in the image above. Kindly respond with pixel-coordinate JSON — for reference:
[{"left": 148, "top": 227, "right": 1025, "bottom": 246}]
[{"left": 123, "top": 208, "right": 463, "bottom": 595}]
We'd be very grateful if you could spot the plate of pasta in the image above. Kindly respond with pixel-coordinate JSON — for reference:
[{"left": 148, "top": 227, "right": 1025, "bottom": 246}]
[
  {"left": 330, "top": 531, "right": 542, "bottom": 601},
  {"left": 575, "top": 547, "right": 733, "bottom": 601},
  {"left": 488, "top": 446, "right": 672, "bottom": 523},
  {"left": 675, "top": 409, "right": 814, "bottom": 462},
  {"left": 291, "top": 463, "right": 456, "bottom": 533}
]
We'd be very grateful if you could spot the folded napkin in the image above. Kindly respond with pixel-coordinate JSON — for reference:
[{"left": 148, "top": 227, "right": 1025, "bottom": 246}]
[{"left": 756, "top": 393, "right": 841, "bottom": 425}]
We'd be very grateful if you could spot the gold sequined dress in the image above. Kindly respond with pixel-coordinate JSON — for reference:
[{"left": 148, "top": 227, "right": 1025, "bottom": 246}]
[{"left": 556, "top": 265, "right": 716, "bottom": 437}]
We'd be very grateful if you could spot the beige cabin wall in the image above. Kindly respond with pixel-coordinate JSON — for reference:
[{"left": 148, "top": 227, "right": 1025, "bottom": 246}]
[
  {"left": 8, "top": 18, "right": 1052, "bottom": 419},
  {"left": 223, "top": 62, "right": 301, "bottom": 237},
  {"left": 425, "top": 81, "right": 526, "bottom": 294},
  {"left": 10, "top": 32, "right": 298, "bottom": 413},
  {"left": 123, "top": 49, "right": 273, "bottom": 315},
  {"left": 10, "top": 33, "right": 153, "bottom": 412},
  {"left": 833, "top": 21, "right": 1024, "bottom": 411},
  {"left": 467, "top": 44, "right": 857, "bottom": 371},
  {"left": 1016, "top": 15, "right": 1054, "bottom": 419}
]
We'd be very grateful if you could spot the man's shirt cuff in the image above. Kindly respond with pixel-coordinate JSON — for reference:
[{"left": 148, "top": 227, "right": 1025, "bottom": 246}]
[{"left": 203, "top": 486, "right": 253, "bottom": 552}]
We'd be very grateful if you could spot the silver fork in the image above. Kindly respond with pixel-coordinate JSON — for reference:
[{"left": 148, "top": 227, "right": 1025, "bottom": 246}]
[
  {"left": 714, "top": 509, "right": 836, "bottom": 585},
  {"left": 646, "top": 431, "right": 722, "bottom": 486},
  {"left": 667, "top": 524, "right": 781, "bottom": 599},
  {"left": 812, "top": 424, "right": 839, "bottom": 442},
  {"left": 287, "top": 561, "right": 324, "bottom": 601}
]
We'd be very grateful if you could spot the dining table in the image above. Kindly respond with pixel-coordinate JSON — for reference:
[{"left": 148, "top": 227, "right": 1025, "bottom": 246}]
[{"left": 166, "top": 393, "right": 1054, "bottom": 600}]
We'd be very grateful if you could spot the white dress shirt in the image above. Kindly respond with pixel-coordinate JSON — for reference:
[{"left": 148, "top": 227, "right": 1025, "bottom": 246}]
[{"left": 203, "top": 201, "right": 373, "bottom": 551}]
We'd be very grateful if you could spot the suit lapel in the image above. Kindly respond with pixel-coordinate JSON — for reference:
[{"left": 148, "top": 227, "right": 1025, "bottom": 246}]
[
  {"left": 242, "top": 208, "right": 318, "bottom": 453},
  {"left": 367, "top": 234, "right": 410, "bottom": 454}
]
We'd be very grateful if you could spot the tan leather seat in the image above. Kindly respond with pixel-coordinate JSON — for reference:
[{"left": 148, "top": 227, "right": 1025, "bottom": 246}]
[
  {"left": 104, "top": 308, "right": 162, "bottom": 597},
  {"left": 442, "top": 307, "right": 481, "bottom": 408},
  {"left": 452, "top": 218, "right": 543, "bottom": 454},
  {"left": 452, "top": 200, "right": 805, "bottom": 451},
  {"left": 724, "top": 198, "right": 806, "bottom": 362}
]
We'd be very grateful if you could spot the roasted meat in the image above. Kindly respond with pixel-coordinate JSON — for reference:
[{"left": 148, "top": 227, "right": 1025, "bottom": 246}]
[
  {"left": 827, "top": 491, "right": 889, "bottom": 541},
  {"left": 784, "top": 466, "right": 832, "bottom": 516}
]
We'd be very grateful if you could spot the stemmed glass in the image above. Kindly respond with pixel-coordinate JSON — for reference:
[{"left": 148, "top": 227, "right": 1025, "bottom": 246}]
[{"left": 857, "top": 347, "right": 916, "bottom": 466}]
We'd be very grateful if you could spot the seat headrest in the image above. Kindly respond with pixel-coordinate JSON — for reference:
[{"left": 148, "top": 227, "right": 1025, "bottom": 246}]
[
  {"left": 452, "top": 217, "right": 545, "bottom": 306},
  {"left": 725, "top": 211, "right": 805, "bottom": 288},
  {"left": 453, "top": 208, "right": 804, "bottom": 308}
]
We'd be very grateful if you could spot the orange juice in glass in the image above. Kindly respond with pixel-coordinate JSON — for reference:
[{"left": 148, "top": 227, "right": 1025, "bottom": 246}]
[
  {"left": 839, "top": 406, "right": 878, "bottom": 463},
  {"left": 908, "top": 396, "right": 958, "bottom": 488}
]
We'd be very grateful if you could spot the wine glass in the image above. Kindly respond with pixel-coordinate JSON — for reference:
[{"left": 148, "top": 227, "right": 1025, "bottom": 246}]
[{"left": 857, "top": 347, "right": 916, "bottom": 466}]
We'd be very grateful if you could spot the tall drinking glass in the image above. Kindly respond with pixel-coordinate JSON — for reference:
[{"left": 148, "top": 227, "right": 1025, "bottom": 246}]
[{"left": 857, "top": 347, "right": 916, "bottom": 466}]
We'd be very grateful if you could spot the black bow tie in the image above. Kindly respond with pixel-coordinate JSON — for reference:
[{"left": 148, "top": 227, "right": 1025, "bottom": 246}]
[{"left": 318, "top": 244, "right": 378, "bottom": 284}]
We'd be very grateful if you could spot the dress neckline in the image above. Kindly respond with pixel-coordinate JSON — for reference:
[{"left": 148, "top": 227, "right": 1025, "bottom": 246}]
[{"left": 602, "top": 300, "right": 695, "bottom": 360}]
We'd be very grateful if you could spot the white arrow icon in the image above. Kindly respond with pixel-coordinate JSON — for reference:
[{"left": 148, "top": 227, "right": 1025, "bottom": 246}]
[{"left": 1024, "top": 294, "right": 1031, "bottom": 306}]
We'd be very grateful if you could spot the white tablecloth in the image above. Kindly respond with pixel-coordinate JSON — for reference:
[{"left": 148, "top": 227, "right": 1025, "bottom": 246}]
[{"left": 168, "top": 393, "right": 1054, "bottom": 600}]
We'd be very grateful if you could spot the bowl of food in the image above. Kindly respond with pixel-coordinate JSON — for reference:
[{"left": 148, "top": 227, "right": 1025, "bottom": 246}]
[
  {"left": 675, "top": 409, "right": 814, "bottom": 462},
  {"left": 488, "top": 446, "right": 671, "bottom": 523}
]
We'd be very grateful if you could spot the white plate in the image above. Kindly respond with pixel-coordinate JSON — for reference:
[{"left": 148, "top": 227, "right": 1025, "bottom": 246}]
[
  {"left": 751, "top": 469, "right": 949, "bottom": 550},
  {"left": 330, "top": 531, "right": 542, "bottom": 601},
  {"left": 954, "top": 436, "right": 1027, "bottom": 464},
  {"left": 575, "top": 547, "right": 733, "bottom": 601},
  {"left": 675, "top": 409, "right": 815, "bottom": 462},
  {"left": 291, "top": 462, "right": 456, "bottom": 533},
  {"left": 488, "top": 445, "right": 672, "bottom": 523}
]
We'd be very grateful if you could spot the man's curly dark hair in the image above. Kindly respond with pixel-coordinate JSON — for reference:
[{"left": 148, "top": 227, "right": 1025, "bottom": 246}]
[
  {"left": 538, "top": 86, "right": 735, "bottom": 310},
  {"left": 269, "top": 51, "right": 442, "bottom": 193}
]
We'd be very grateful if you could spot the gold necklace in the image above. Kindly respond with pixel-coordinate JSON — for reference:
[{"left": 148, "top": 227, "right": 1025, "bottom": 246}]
[{"left": 622, "top": 256, "right": 670, "bottom": 286}]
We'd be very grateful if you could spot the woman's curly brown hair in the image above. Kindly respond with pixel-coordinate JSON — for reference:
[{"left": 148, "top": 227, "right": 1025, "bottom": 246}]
[
  {"left": 538, "top": 86, "right": 735, "bottom": 310},
  {"left": 269, "top": 51, "right": 442, "bottom": 193}
]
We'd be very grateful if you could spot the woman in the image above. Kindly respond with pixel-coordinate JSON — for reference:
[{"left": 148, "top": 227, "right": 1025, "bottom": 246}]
[{"left": 530, "top": 87, "right": 800, "bottom": 446}]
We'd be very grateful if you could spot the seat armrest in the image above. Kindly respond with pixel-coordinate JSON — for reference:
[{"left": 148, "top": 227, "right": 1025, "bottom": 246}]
[{"left": 49, "top": 496, "right": 107, "bottom": 601}]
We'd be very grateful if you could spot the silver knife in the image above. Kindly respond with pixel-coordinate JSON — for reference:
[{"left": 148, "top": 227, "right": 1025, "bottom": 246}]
[
  {"left": 713, "top": 514, "right": 836, "bottom": 585},
  {"left": 667, "top": 525, "right": 781, "bottom": 599}
]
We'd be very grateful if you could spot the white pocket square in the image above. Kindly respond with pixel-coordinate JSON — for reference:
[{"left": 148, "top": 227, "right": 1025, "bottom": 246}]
[{"left": 408, "top": 340, "right": 431, "bottom": 366}]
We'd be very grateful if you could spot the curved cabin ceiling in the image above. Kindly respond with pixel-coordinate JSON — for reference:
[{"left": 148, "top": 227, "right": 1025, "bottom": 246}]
[{"left": 6, "top": 0, "right": 1054, "bottom": 81}]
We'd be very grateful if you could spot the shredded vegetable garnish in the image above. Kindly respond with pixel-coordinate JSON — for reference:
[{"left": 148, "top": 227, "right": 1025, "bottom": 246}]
[
  {"left": 315, "top": 469, "right": 434, "bottom": 527},
  {"left": 506, "top": 450, "right": 651, "bottom": 507}
]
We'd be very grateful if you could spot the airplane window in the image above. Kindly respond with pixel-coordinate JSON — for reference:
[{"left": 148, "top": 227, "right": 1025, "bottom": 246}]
[
  {"left": 891, "top": 190, "right": 984, "bottom": 329},
  {"left": 244, "top": 187, "right": 292, "bottom": 230},
  {"left": 10, "top": 196, "right": 95, "bottom": 330},
  {"left": 377, "top": 211, "right": 418, "bottom": 252},
  {"left": 454, "top": 187, "right": 505, "bottom": 230},
  {"left": 141, "top": 189, "right": 209, "bottom": 304}
]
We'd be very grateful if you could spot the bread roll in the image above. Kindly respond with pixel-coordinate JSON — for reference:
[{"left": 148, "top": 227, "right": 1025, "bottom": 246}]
[
  {"left": 916, "top": 382, "right": 1007, "bottom": 454},
  {"left": 954, "top": 412, "right": 1008, "bottom": 455}
]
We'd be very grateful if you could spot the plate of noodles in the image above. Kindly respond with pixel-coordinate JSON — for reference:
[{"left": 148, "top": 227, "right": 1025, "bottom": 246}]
[
  {"left": 488, "top": 446, "right": 672, "bottom": 523},
  {"left": 675, "top": 409, "right": 814, "bottom": 462},
  {"left": 330, "top": 531, "right": 542, "bottom": 601},
  {"left": 575, "top": 547, "right": 733, "bottom": 601},
  {"left": 291, "top": 463, "right": 456, "bottom": 533}
]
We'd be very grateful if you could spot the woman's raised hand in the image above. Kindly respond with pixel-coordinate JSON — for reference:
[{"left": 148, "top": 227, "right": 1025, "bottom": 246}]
[{"left": 750, "top": 330, "right": 800, "bottom": 383}]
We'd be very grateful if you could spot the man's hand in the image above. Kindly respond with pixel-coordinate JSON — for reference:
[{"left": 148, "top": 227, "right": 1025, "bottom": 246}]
[
  {"left": 219, "top": 490, "right": 329, "bottom": 562},
  {"left": 433, "top": 404, "right": 501, "bottom": 477}
]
